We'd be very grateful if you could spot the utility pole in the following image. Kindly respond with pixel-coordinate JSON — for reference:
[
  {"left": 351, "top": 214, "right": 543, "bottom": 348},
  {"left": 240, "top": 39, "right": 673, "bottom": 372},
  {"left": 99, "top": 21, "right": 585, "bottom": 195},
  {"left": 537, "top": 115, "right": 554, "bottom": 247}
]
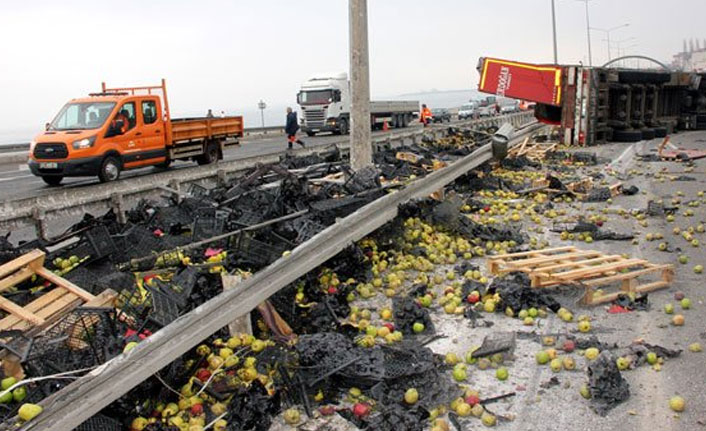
[
  {"left": 349, "top": 0, "right": 372, "bottom": 171},
  {"left": 551, "top": 0, "right": 558, "bottom": 63}
]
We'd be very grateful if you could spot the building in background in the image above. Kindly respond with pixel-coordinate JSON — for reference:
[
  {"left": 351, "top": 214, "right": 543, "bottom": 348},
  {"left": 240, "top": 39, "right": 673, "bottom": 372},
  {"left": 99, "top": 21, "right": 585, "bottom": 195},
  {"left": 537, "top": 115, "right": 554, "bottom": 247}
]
[{"left": 672, "top": 38, "right": 706, "bottom": 71}]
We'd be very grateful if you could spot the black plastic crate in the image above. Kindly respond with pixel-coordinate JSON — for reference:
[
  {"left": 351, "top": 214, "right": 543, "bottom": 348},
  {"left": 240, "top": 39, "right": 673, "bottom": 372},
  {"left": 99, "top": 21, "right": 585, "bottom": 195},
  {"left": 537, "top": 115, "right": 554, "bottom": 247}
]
[{"left": 192, "top": 208, "right": 229, "bottom": 240}]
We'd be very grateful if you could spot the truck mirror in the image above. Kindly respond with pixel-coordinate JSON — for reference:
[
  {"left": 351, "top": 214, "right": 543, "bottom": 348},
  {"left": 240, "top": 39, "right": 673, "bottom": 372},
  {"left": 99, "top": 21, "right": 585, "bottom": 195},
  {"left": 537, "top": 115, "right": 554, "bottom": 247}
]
[
  {"left": 296, "top": 92, "right": 302, "bottom": 104},
  {"left": 45, "top": 122, "right": 51, "bottom": 131}
]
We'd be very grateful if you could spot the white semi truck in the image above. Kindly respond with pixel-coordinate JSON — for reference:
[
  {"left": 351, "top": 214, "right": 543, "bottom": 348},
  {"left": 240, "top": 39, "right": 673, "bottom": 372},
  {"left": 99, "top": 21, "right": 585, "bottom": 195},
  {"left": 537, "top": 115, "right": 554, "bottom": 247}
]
[{"left": 297, "top": 73, "right": 419, "bottom": 136}]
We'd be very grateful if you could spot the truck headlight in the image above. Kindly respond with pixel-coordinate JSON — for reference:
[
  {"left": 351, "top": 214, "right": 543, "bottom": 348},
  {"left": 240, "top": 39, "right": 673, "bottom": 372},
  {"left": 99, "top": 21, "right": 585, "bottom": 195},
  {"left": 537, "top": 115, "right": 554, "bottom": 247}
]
[{"left": 72, "top": 136, "right": 96, "bottom": 149}]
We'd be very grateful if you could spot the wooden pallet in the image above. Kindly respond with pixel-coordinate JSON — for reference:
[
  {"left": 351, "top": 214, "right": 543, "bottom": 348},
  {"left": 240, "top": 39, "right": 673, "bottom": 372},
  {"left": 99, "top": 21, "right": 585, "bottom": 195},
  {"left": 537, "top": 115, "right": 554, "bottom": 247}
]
[
  {"left": 508, "top": 139, "right": 558, "bottom": 161},
  {"left": 487, "top": 246, "right": 674, "bottom": 305},
  {"left": 0, "top": 249, "right": 116, "bottom": 333}
]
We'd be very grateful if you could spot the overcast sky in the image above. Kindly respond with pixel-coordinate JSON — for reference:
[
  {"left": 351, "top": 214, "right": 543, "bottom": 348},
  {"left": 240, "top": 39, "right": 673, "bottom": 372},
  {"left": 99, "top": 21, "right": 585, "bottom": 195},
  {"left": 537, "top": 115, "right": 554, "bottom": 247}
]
[{"left": 1, "top": 0, "right": 704, "bottom": 130}]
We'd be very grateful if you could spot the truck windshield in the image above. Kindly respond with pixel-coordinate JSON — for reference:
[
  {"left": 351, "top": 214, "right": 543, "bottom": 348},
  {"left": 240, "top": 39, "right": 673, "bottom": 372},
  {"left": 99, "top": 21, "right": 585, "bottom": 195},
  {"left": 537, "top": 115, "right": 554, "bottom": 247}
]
[
  {"left": 50, "top": 101, "right": 116, "bottom": 130},
  {"left": 299, "top": 90, "right": 333, "bottom": 105}
]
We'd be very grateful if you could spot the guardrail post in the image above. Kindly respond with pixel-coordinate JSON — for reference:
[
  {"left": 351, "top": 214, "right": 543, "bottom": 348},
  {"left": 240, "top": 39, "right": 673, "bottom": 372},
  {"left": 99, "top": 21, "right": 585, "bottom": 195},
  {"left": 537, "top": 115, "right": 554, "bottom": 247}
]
[
  {"left": 111, "top": 193, "right": 127, "bottom": 225},
  {"left": 168, "top": 179, "right": 182, "bottom": 204},
  {"left": 32, "top": 207, "right": 48, "bottom": 241},
  {"left": 217, "top": 169, "right": 228, "bottom": 187}
]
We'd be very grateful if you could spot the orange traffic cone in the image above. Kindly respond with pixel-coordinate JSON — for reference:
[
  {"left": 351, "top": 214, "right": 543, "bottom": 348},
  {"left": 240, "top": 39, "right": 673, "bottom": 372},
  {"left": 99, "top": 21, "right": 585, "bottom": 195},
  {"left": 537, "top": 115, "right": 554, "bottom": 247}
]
[{"left": 383, "top": 120, "right": 389, "bottom": 131}]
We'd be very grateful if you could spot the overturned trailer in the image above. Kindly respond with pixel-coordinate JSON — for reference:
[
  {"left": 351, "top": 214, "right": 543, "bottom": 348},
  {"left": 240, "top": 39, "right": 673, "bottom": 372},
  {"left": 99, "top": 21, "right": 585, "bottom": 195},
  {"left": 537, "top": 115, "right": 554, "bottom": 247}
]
[{"left": 477, "top": 56, "right": 706, "bottom": 145}]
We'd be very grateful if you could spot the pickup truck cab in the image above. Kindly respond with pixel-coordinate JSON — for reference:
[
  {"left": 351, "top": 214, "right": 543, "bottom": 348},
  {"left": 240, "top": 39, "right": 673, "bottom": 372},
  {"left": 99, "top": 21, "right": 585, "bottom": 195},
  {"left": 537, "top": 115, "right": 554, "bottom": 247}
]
[{"left": 29, "top": 80, "right": 243, "bottom": 185}]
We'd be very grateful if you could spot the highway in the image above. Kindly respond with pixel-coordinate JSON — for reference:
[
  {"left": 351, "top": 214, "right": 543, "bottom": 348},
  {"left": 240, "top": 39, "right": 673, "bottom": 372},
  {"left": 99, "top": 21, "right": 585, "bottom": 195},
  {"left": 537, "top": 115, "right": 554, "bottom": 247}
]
[{"left": 0, "top": 122, "right": 438, "bottom": 201}]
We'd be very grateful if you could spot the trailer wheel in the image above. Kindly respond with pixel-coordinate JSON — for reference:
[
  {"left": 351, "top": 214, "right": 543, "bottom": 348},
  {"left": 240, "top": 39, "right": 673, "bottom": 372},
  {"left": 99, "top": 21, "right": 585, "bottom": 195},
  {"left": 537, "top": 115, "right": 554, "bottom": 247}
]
[
  {"left": 42, "top": 176, "right": 63, "bottom": 186},
  {"left": 654, "top": 126, "right": 667, "bottom": 138},
  {"left": 155, "top": 158, "right": 172, "bottom": 170},
  {"left": 612, "top": 129, "right": 643, "bottom": 142},
  {"left": 197, "top": 142, "right": 219, "bottom": 165},
  {"left": 640, "top": 128, "right": 656, "bottom": 140},
  {"left": 98, "top": 156, "right": 121, "bottom": 183}
]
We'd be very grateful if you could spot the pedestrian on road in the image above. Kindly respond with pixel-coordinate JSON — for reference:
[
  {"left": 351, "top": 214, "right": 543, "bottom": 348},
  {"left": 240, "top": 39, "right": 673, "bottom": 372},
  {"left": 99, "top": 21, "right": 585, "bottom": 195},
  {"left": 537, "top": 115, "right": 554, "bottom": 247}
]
[
  {"left": 420, "top": 104, "right": 432, "bottom": 127},
  {"left": 285, "top": 107, "right": 305, "bottom": 149},
  {"left": 206, "top": 109, "right": 214, "bottom": 118}
]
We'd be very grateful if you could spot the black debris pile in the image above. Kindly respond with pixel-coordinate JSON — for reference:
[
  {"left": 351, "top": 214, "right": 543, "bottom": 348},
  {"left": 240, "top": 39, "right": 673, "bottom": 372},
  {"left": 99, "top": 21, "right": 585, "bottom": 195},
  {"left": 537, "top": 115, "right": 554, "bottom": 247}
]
[
  {"left": 587, "top": 351, "right": 630, "bottom": 416},
  {"left": 0, "top": 233, "right": 20, "bottom": 266},
  {"left": 359, "top": 405, "right": 429, "bottom": 431},
  {"left": 393, "top": 296, "right": 434, "bottom": 336},
  {"left": 612, "top": 293, "right": 650, "bottom": 311},
  {"left": 548, "top": 151, "right": 604, "bottom": 165},
  {"left": 584, "top": 187, "right": 613, "bottom": 202},
  {"left": 488, "top": 272, "right": 561, "bottom": 313},
  {"left": 429, "top": 200, "right": 525, "bottom": 244},
  {"left": 646, "top": 200, "right": 678, "bottom": 217},
  {"left": 674, "top": 175, "right": 696, "bottom": 181},
  {"left": 551, "top": 220, "right": 634, "bottom": 241},
  {"left": 621, "top": 185, "right": 639, "bottom": 195},
  {"left": 223, "top": 380, "right": 282, "bottom": 431},
  {"left": 501, "top": 155, "right": 541, "bottom": 170},
  {"left": 617, "top": 342, "right": 681, "bottom": 368}
]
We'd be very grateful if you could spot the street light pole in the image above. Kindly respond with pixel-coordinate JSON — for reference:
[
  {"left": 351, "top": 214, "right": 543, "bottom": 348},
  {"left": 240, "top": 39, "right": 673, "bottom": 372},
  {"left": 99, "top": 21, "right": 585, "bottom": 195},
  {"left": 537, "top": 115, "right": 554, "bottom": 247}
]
[
  {"left": 257, "top": 100, "right": 266, "bottom": 128},
  {"left": 349, "top": 0, "right": 372, "bottom": 171},
  {"left": 575, "top": 0, "right": 593, "bottom": 66},
  {"left": 592, "top": 24, "right": 629, "bottom": 62},
  {"left": 551, "top": 0, "right": 558, "bottom": 63},
  {"left": 584, "top": 0, "right": 592, "bottom": 66}
]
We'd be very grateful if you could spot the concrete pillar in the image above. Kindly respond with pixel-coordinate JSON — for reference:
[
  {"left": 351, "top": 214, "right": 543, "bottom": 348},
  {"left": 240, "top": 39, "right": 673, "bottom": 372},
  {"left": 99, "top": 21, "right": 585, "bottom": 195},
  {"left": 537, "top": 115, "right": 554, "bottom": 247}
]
[{"left": 349, "top": 0, "right": 373, "bottom": 171}]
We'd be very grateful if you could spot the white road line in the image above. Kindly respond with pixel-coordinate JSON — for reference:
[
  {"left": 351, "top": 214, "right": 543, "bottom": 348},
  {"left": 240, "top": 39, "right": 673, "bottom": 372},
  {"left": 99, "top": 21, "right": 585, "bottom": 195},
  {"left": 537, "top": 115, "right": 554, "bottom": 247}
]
[{"left": 0, "top": 174, "right": 34, "bottom": 182}]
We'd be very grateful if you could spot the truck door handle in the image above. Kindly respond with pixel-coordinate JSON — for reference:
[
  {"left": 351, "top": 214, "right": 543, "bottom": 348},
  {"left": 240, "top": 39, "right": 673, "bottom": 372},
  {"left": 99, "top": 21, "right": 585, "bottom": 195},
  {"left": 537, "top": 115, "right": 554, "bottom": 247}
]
[
  {"left": 156, "top": 130, "right": 161, "bottom": 134},
  {"left": 135, "top": 132, "right": 142, "bottom": 136}
]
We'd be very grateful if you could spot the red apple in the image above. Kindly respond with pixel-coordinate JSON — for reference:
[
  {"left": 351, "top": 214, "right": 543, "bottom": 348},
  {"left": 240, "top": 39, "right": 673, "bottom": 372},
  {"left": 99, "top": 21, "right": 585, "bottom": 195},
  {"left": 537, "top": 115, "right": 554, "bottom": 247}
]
[
  {"left": 190, "top": 404, "right": 204, "bottom": 416},
  {"left": 383, "top": 323, "right": 395, "bottom": 332},
  {"left": 195, "top": 369, "right": 211, "bottom": 382},
  {"left": 467, "top": 291, "right": 480, "bottom": 304},
  {"left": 353, "top": 402, "right": 371, "bottom": 418},
  {"left": 562, "top": 340, "right": 576, "bottom": 353},
  {"left": 465, "top": 395, "right": 480, "bottom": 406}
]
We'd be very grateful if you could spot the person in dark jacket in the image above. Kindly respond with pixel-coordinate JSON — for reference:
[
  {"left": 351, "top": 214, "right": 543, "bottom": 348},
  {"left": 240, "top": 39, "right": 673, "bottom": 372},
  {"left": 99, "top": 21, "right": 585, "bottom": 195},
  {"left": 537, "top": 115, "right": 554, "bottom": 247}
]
[{"left": 285, "top": 107, "right": 305, "bottom": 149}]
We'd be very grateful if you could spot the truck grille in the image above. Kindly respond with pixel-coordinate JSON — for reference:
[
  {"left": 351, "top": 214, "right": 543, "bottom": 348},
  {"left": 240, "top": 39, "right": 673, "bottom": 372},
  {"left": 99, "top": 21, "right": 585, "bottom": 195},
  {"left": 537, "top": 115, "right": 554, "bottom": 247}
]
[
  {"left": 34, "top": 143, "right": 68, "bottom": 159},
  {"left": 304, "top": 109, "right": 326, "bottom": 127}
]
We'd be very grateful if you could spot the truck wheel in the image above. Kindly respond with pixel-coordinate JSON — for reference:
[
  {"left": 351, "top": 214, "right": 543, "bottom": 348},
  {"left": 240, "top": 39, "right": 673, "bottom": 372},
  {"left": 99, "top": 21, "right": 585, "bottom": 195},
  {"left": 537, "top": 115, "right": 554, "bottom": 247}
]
[
  {"left": 306, "top": 131, "right": 316, "bottom": 137},
  {"left": 197, "top": 142, "right": 219, "bottom": 165},
  {"left": 155, "top": 158, "right": 172, "bottom": 170},
  {"left": 339, "top": 118, "right": 349, "bottom": 135},
  {"left": 42, "top": 176, "right": 63, "bottom": 186},
  {"left": 612, "top": 129, "right": 643, "bottom": 142},
  {"left": 98, "top": 156, "right": 121, "bottom": 183}
]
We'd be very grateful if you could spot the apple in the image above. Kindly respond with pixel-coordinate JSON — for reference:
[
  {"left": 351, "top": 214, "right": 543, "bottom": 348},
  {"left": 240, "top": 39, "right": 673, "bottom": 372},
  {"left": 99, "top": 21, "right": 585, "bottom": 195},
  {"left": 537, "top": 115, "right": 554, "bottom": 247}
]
[
  {"left": 585, "top": 348, "right": 600, "bottom": 360},
  {"left": 495, "top": 367, "right": 509, "bottom": 380},
  {"left": 536, "top": 351, "right": 550, "bottom": 365},
  {"left": 680, "top": 298, "right": 692, "bottom": 309},
  {"left": 669, "top": 396, "right": 685, "bottom": 412},
  {"left": 563, "top": 340, "right": 576, "bottom": 352},
  {"left": 616, "top": 357, "right": 630, "bottom": 370},
  {"left": 412, "top": 322, "right": 425, "bottom": 333},
  {"left": 664, "top": 303, "right": 674, "bottom": 314},
  {"left": 578, "top": 321, "right": 591, "bottom": 333},
  {"left": 352, "top": 402, "right": 371, "bottom": 418},
  {"left": 404, "top": 388, "right": 419, "bottom": 404},
  {"left": 672, "top": 314, "right": 685, "bottom": 326},
  {"left": 467, "top": 291, "right": 480, "bottom": 304},
  {"left": 550, "top": 358, "right": 562, "bottom": 372},
  {"left": 646, "top": 352, "right": 658, "bottom": 365},
  {"left": 580, "top": 385, "right": 591, "bottom": 399},
  {"left": 465, "top": 394, "right": 480, "bottom": 406}
]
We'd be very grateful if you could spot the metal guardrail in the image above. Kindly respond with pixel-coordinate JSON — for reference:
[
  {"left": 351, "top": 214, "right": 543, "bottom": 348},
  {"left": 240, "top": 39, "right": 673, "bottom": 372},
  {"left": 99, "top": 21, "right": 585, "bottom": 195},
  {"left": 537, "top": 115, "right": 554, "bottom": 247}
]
[
  {"left": 16, "top": 118, "right": 543, "bottom": 431},
  {"left": 0, "top": 111, "right": 534, "bottom": 238}
]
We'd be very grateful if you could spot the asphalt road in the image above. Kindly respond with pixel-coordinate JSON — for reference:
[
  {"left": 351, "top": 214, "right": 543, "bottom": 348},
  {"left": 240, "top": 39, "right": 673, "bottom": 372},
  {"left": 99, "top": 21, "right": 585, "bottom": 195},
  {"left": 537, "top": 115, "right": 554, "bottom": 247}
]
[{"left": 0, "top": 122, "right": 439, "bottom": 202}]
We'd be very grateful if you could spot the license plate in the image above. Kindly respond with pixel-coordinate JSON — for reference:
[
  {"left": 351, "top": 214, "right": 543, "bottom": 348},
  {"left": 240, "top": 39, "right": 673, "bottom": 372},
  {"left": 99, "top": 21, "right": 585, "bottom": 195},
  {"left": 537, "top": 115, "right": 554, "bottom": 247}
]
[{"left": 39, "top": 162, "right": 58, "bottom": 169}]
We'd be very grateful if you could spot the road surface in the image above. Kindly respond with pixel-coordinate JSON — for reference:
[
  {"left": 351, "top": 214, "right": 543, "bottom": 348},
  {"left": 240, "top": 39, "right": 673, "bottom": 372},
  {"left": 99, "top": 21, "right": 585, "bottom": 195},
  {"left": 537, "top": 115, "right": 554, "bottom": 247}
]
[{"left": 0, "top": 122, "right": 444, "bottom": 201}]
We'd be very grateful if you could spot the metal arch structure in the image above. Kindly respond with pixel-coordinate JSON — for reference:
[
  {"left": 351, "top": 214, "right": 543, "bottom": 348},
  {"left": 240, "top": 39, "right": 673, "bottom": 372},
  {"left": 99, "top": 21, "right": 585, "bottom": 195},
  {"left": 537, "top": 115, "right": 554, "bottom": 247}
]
[{"left": 602, "top": 55, "right": 670, "bottom": 70}]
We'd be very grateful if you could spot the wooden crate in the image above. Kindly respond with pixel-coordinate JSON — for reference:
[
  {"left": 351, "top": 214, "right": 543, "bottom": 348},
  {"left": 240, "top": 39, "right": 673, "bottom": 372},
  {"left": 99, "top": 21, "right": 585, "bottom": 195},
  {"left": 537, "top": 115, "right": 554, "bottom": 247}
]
[
  {"left": 0, "top": 249, "right": 115, "bottom": 333},
  {"left": 487, "top": 246, "right": 674, "bottom": 305},
  {"left": 508, "top": 139, "right": 558, "bottom": 161}
]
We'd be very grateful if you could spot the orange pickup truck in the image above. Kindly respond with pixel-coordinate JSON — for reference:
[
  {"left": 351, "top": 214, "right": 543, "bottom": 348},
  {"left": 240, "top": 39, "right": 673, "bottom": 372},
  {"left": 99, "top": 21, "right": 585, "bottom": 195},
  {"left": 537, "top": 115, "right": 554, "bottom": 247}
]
[{"left": 28, "top": 80, "right": 243, "bottom": 185}]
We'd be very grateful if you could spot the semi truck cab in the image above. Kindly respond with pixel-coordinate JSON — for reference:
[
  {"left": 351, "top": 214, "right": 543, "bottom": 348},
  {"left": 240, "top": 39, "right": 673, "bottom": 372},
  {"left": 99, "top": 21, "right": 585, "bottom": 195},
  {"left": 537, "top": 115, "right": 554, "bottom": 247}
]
[
  {"left": 297, "top": 73, "right": 350, "bottom": 136},
  {"left": 297, "top": 73, "right": 419, "bottom": 136}
]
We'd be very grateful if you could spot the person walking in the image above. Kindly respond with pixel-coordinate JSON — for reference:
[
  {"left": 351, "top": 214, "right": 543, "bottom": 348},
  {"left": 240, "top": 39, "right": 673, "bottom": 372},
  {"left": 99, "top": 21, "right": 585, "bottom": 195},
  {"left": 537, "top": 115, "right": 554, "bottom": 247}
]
[
  {"left": 285, "top": 107, "right": 305, "bottom": 149},
  {"left": 206, "top": 109, "right": 214, "bottom": 118},
  {"left": 420, "top": 104, "right": 432, "bottom": 127}
]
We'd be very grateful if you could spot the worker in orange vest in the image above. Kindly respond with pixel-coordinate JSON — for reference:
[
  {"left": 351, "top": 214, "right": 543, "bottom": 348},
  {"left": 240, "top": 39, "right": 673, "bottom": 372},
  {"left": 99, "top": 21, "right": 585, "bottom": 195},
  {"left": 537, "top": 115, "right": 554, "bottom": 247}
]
[{"left": 420, "top": 104, "right": 432, "bottom": 127}]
